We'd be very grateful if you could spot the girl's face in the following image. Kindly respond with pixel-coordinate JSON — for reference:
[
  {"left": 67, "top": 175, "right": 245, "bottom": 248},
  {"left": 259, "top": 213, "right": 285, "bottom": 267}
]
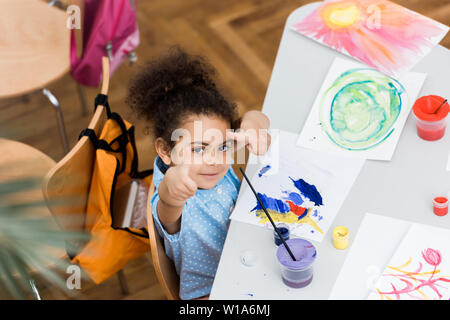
[{"left": 169, "top": 114, "right": 234, "bottom": 190}]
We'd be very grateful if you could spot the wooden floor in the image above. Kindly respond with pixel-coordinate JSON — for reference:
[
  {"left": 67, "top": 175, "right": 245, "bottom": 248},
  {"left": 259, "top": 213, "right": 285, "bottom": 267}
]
[{"left": 2, "top": 0, "right": 449, "bottom": 300}]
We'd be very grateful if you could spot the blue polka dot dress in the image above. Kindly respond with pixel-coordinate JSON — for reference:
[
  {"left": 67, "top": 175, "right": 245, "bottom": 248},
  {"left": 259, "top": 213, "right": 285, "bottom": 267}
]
[{"left": 150, "top": 156, "right": 241, "bottom": 300}]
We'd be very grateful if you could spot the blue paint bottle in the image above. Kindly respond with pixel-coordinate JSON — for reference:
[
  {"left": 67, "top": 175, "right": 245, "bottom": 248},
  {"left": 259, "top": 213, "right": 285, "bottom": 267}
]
[{"left": 274, "top": 223, "right": 290, "bottom": 246}]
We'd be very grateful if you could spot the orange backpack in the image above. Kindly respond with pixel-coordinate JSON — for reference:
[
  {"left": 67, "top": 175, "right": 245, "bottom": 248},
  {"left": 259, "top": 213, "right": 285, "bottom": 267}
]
[{"left": 73, "top": 94, "right": 152, "bottom": 283}]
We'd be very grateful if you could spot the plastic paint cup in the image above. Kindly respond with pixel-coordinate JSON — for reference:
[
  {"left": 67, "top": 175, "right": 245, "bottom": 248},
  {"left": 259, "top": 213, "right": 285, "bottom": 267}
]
[
  {"left": 276, "top": 238, "right": 316, "bottom": 288},
  {"left": 273, "top": 223, "right": 290, "bottom": 246},
  {"left": 333, "top": 226, "right": 349, "bottom": 250},
  {"left": 412, "top": 95, "right": 449, "bottom": 141},
  {"left": 433, "top": 197, "right": 448, "bottom": 216}
]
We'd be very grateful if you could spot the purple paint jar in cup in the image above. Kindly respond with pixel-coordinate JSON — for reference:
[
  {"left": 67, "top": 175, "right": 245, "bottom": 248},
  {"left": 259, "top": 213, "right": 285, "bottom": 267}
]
[{"left": 276, "top": 238, "right": 316, "bottom": 288}]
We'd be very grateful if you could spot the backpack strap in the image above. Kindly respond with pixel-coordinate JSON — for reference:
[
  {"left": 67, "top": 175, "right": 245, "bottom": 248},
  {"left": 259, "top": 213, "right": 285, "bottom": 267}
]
[
  {"left": 78, "top": 128, "right": 114, "bottom": 152},
  {"left": 122, "top": 227, "right": 149, "bottom": 239},
  {"left": 94, "top": 94, "right": 112, "bottom": 118},
  {"left": 132, "top": 168, "right": 154, "bottom": 179},
  {"left": 108, "top": 112, "right": 129, "bottom": 173},
  {"left": 82, "top": 94, "right": 153, "bottom": 178},
  {"left": 78, "top": 128, "right": 97, "bottom": 145}
]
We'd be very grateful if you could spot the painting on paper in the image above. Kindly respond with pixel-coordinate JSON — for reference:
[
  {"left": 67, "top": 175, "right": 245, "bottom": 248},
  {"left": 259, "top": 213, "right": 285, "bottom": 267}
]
[
  {"left": 296, "top": 57, "right": 426, "bottom": 160},
  {"left": 291, "top": 0, "right": 449, "bottom": 77},
  {"left": 230, "top": 130, "right": 364, "bottom": 242},
  {"left": 368, "top": 223, "right": 450, "bottom": 300}
]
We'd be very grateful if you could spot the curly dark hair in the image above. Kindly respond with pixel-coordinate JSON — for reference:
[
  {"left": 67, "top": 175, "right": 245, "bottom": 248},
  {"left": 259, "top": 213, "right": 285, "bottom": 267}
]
[{"left": 126, "top": 46, "right": 238, "bottom": 149}]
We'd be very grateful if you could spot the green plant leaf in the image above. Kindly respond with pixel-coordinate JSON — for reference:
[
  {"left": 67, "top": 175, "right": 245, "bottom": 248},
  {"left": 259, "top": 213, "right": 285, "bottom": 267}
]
[{"left": 0, "top": 175, "right": 88, "bottom": 299}]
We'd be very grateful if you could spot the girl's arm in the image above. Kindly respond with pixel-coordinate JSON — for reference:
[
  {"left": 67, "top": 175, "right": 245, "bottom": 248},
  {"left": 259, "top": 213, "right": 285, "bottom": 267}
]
[{"left": 157, "top": 163, "right": 197, "bottom": 234}]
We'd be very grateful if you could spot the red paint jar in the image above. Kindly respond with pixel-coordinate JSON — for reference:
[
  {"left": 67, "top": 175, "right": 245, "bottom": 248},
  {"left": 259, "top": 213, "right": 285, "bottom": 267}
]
[
  {"left": 433, "top": 197, "right": 448, "bottom": 216},
  {"left": 412, "top": 95, "right": 449, "bottom": 141}
]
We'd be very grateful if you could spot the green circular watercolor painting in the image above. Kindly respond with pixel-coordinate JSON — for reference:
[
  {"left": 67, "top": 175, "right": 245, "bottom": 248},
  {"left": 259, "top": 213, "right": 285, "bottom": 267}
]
[{"left": 319, "top": 68, "right": 406, "bottom": 151}]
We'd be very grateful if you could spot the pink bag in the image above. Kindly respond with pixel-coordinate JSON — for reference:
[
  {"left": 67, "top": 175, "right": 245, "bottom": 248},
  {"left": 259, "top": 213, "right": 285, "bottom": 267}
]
[{"left": 70, "top": 0, "right": 139, "bottom": 87}]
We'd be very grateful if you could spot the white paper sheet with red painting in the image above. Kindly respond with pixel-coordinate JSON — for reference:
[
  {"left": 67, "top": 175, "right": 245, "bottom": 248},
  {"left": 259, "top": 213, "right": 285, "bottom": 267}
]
[
  {"left": 291, "top": 0, "right": 449, "bottom": 78},
  {"left": 367, "top": 223, "right": 450, "bottom": 300}
]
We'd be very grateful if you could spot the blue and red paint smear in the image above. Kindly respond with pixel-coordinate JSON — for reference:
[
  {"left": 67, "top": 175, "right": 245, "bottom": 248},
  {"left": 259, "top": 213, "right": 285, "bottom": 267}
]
[{"left": 251, "top": 176, "right": 324, "bottom": 222}]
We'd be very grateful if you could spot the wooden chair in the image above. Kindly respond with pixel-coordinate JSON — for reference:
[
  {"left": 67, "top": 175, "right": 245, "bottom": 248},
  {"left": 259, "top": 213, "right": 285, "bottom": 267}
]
[
  {"left": 42, "top": 57, "right": 130, "bottom": 295},
  {"left": 146, "top": 181, "right": 180, "bottom": 300},
  {"left": 0, "top": 0, "right": 89, "bottom": 155}
]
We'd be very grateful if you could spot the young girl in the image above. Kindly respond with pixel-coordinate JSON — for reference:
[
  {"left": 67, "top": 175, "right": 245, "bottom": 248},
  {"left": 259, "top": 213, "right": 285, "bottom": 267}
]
[{"left": 127, "top": 47, "right": 271, "bottom": 300}]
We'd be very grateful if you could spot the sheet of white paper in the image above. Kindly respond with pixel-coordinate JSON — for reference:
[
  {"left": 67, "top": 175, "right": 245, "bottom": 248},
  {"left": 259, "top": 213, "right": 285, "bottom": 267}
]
[
  {"left": 230, "top": 130, "right": 365, "bottom": 242},
  {"left": 328, "top": 213, "right": 411, "bottom": 300},
  {"left": 446, "top": 150, "right": 450, "bottom": 171},
  {"left": 296, "top": 57, "right": 427, "bottom": 160},
  {"left": 367, "top": 223, "right": 450, "bottom": 300}
]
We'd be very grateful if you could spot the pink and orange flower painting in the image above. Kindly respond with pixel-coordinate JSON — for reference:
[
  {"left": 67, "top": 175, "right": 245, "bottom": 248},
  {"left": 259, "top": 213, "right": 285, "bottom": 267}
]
[
  {"left": 374, "top": 248, "right": 450, "bottom": 300},
  {"left": 292, "top": 0, "right": 449, "bottom": 77},
  {"left": 368, "top": 224, "right": 450, "bottom": 300}
]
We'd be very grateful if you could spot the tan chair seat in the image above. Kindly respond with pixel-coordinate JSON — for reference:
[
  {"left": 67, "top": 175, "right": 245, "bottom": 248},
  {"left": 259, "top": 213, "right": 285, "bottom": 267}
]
[{"left": 0, "top": 0, "right": 70, "bottom": 98}]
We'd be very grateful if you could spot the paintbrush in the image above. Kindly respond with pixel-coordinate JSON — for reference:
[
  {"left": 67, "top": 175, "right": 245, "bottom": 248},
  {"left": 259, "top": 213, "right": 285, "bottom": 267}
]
[
  {"left": 434, "top": 99, "right": 447, "bottom": 114},
  {"left": 239, "top": 167, "right": 297, "bottom": 261}
]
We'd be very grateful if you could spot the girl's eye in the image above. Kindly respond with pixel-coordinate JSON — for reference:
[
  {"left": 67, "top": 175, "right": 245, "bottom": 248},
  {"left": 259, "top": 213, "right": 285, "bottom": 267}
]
[
  {"left": 219, "top": 144, "right": 232, "bottom": 152},
  {"left": 192, "top": 146, "right": 204, "bottom": 154}
]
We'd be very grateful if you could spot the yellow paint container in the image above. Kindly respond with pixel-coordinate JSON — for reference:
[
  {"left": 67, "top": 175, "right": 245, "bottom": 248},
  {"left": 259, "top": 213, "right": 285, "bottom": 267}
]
[{"left": 333, "top": 226, "right": 349, "bottom": 250}]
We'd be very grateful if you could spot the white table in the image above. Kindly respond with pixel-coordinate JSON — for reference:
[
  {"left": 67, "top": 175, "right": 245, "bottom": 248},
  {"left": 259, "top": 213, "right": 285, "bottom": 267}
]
[{"left": 210, "top": 2, "right": 450, "bottom": 300}]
